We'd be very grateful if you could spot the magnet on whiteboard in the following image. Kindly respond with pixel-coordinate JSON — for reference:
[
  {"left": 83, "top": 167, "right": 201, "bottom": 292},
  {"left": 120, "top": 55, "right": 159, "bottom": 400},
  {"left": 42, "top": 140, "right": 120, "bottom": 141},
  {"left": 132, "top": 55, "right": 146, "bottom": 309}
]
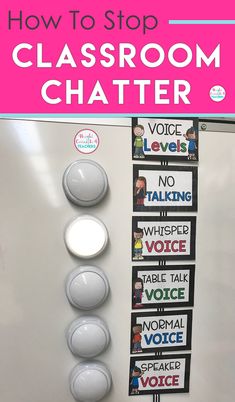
[
  {"left": 63, "top": 160, "right": 108, "bottom": 207},
  {"left": 70, "top": 361, "right": 112, "bottom": 402},
  {"left": 65, "top": 266, "right": 109, "bottom": 310},
  {"left": 64, "top": 215, "right": 108, "bottom": 258},
  {"left": 66, "top": 316, "right": 110, "bottom": 358}
]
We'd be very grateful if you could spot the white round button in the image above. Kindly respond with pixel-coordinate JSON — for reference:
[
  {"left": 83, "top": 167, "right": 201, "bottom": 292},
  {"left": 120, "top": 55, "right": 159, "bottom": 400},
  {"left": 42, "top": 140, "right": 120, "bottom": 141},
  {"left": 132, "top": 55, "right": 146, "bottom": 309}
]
[
  {"left": 67, "top": 317, "right": 110, "bottom": 358},
  {"left": 70, "top": 361, "right": 112, "bottom": 402},
  {"left": 66, "top": 266, "right": 109, "bottom": 310},
  {"left": 63, "top": 160, "right": 108, "bottom": 207},
  {"left": 64, "top": 215, "right": 108, "bottom": 259}
]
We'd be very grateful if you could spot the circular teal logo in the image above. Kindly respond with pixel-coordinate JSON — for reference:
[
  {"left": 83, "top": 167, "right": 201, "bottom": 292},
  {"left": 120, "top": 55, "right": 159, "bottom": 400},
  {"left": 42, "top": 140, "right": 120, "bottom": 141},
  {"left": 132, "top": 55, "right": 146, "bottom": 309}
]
[
  {"left": 74, "top": 129, "right": 99, "bottom": 154},
  {"left": 210, "top": 86, "right": 226, "bottom": 102}
]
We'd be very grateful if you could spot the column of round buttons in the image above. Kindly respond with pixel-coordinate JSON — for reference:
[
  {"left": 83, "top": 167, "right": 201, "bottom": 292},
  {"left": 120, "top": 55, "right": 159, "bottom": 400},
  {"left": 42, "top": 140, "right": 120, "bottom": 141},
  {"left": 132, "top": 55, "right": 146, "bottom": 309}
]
[{"left": 63, "top": 160, "right": 112, "bottom": 402}]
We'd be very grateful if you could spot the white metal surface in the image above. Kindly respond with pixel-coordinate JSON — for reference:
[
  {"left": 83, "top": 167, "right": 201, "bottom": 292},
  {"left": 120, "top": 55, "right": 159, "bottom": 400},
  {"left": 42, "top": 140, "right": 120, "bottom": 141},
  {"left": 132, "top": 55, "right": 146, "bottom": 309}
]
[{"left": 0, "top": 119, "right": 132, "bottom": 402}]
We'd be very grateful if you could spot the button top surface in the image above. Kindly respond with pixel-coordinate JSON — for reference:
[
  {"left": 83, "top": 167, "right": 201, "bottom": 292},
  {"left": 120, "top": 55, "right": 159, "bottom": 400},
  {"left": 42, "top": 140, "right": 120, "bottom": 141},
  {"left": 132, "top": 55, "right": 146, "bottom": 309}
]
[
  {"left": 63, "top": 160, "right": 108, "bottom": 207},
  {"left": 70, "top": 361, "right": 112, "bottom": 402},
  {"left": 64, "top": 215, "right": 108, "bottom": 259},
  {"left": 67, "top": 316, "right": 110, "bottom": 358},
  {"left": 66, "top": 266, "right": 109, "bottom": 310}
]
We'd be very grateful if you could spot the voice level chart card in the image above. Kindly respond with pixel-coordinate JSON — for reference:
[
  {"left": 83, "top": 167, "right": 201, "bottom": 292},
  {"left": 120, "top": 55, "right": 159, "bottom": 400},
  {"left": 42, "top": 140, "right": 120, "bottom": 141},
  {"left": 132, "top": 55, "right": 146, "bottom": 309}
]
[
  {"left": 133, "top": 164, "right": 198, "bottom": 212},
  {"left": 131, "top": 310, "right": 192, "bottom": 354},
  {"left": 132, "top": 216, "right": 196, "bottom": 261},
  {"left": 129, "top": 354, "right": 191, "bottom": 396},
  {"left": 132, "top": 117, "right": 199, "bottom": 161},
  {"left": 132, "top": 265, "right": 195, "bottom": 309}
]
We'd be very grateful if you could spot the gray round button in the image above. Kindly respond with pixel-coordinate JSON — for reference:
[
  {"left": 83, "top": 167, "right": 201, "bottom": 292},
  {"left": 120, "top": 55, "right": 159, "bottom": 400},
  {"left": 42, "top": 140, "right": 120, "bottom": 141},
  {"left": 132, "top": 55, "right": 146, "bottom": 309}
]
[
  {"left": 66, "top": 266, "right": 109, "bottom": 310},
  {"left": 63, "top": 160, "right": 108, "bottom": 207},
  {"left": 70, "top": 361, "right": 112, "bottom": 402},
  {"left": 66, "top": 316, "right": 110, "bottom": 358}
]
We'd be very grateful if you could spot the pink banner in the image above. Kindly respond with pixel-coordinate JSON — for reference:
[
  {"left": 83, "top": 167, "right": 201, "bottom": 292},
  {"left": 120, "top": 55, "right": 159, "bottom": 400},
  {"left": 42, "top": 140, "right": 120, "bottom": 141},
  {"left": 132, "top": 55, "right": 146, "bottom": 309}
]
[{"left": 0, "top": 0, "right": 234, "bottom": 113}]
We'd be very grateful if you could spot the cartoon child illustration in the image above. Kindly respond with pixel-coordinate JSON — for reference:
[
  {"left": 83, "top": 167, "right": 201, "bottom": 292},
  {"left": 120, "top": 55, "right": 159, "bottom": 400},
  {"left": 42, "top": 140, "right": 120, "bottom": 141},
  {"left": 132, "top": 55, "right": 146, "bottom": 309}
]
[
  {"left": 134, "top": 176, "right": 146, "bottom": 207},
  {"left": 130, "top": 366, "right": 143, "bottom": 395},
  {"left": 133, "top": 125, "right": 145, "bottom": 159},
  {"left": 133, "top": 228, "right": 144, "bottom": 260},
  {"left": 132, "top": 324, "right": 142, "bottom": 353},
  {"left": 133, "top": 278, "right": 144, "bottom": 307},
  {"left": 184, "top": 127, "right": 197, "bottom": 160}
]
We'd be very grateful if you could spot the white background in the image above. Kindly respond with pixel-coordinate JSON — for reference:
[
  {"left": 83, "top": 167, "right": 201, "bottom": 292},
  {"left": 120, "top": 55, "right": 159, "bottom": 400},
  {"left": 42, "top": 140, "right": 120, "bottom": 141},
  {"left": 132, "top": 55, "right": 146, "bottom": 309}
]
[
  {"left": 138, "top": 117, "right": 194, "bottom": 158},
  {"left": 136, "top": 357, "right": 186, "bottom": 391},
  {"left": 136, "top": 314, "right": 188, "bottom": 349},
  {"left": 139, "top": 168, "right": 193, "bottom": 207},
  {"left": 138, "top": 220, "right": 192, "bottom": 257},
  {"left": 138, "top": 268, "right": 190, "bottom": 305}
]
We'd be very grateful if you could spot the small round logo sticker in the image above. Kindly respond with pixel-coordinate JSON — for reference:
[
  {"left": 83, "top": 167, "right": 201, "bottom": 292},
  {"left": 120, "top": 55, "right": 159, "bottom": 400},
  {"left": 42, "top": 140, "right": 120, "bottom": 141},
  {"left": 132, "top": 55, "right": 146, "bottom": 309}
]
[
  {"left": 74, "top": 129, "right": 99, "bottom": 154},
  {"left": 210, "top": 85, "right": 226, "bottom": 102}
]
